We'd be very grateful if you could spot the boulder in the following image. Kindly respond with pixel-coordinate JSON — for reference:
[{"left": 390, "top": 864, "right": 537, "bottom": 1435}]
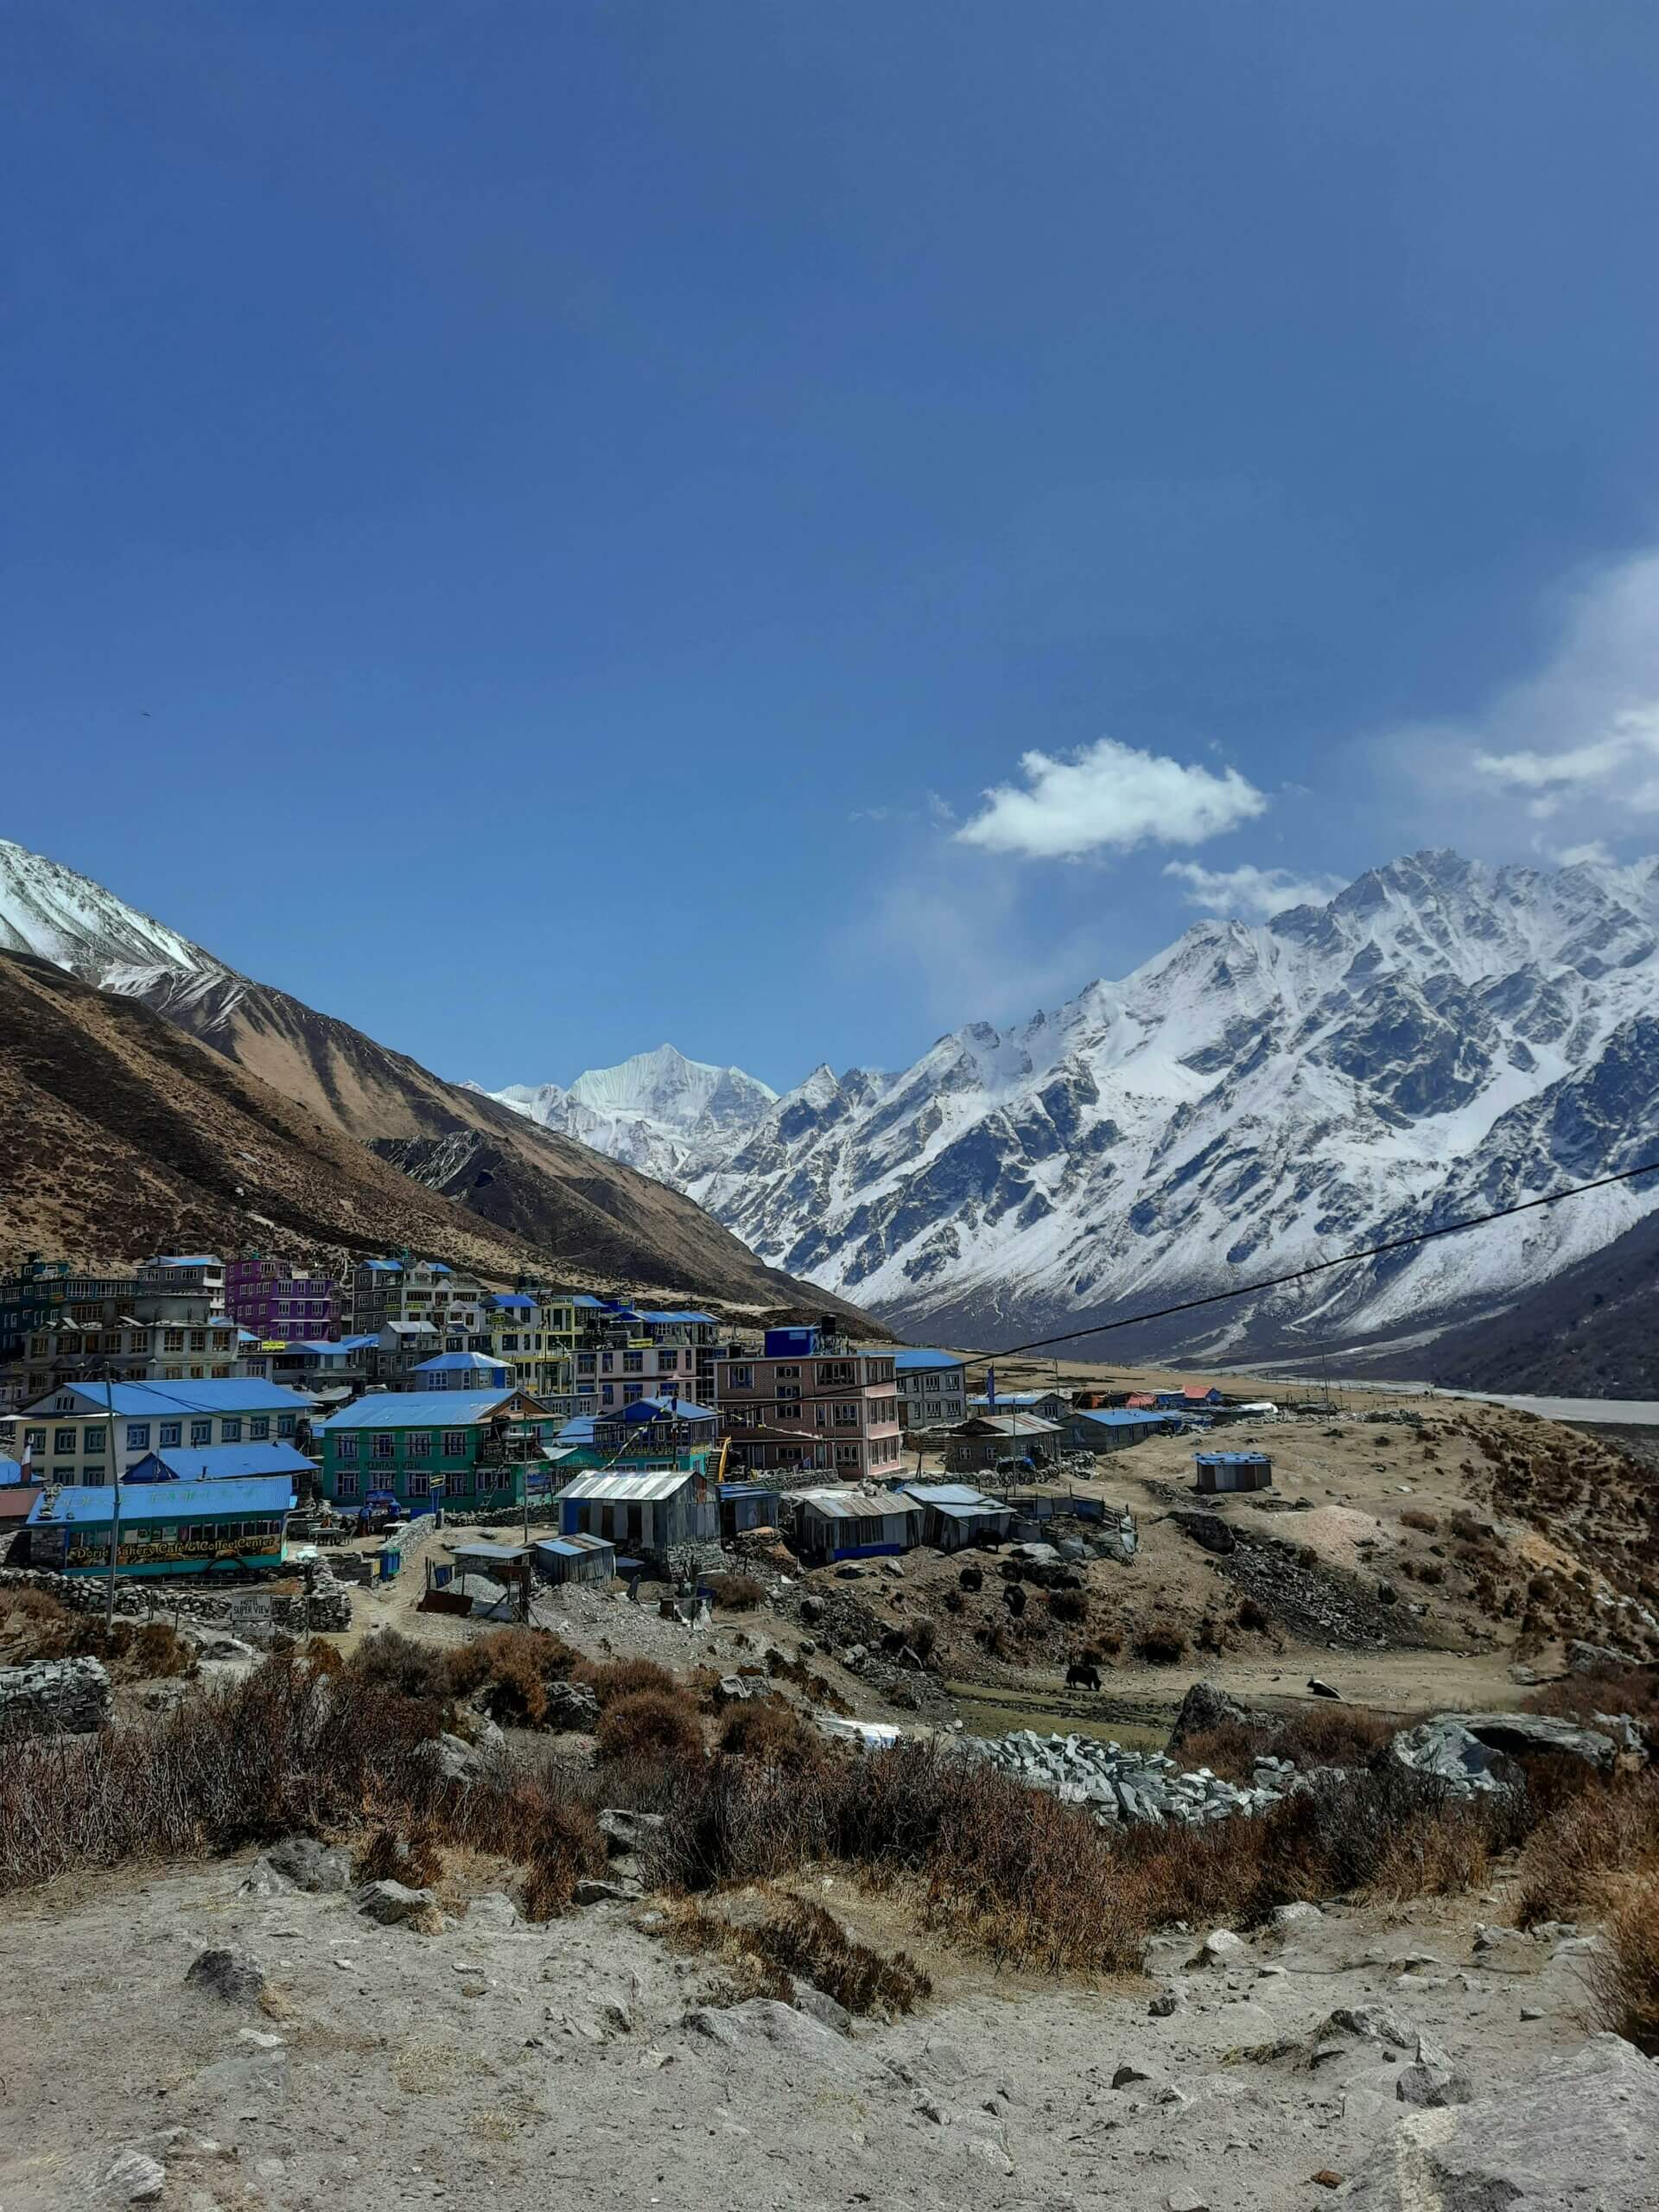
[
  {"left": 1307, "top": 1678, "right": 1342, "bottom": 1700},
  {"left": 1168, "top": 1680, "right": 1256, "bottom": 1750},
  {"left": 1194, "top": 1929, "right": 1247, "bottom": 1967},
  {"left": 1452, "top": 1711, "right": 1618, "bottom": 1772},
  {"left": 464, "top": 1891, "right": 519, "bottom": 1930},
  {"left": 101, "top": 2149, "right": 167, "bottom": 2204},
  {"left": 573, "top": 1877, "right": 642, "bottom": 1906},
  {"left": 1394, "top": 2031, "right": 1472, "bottom": 2108},
  {"left": 683, "top": 1999, "right": 859, "bottom": 2075},
  {"left": 598, "top": 1807, "right": 666, "bottom": 1857},
  {"left": 427, "top": 1731, "right": 483, "bottom": 1783},
  {"left": 184, "top": 1948, "right": 268, "bottom": 2005},
  {"left": 353, "top": 1878, "right": 439, "bottom": 1927},
  {"left": 1349, "top": 2033, "right": 1659, "bottom": 2211},
  {"left": 789, "top": 1980, "right": 854, "bottom": 2037},
  {"left": 1171, "top": 1512, "right": 1236, "bottom": 1557},
  {"left": 1389, "top": 1718, "right": 1518, "bottom": 1797},
  {"left": 1327, "top": 2005, "right": 1419, "bottom": 2051},
  {"left": 264, "top": 1834, "right": 353, "bottom": 1893},
  {"left": 543, "top": 1679, "right": 601, "bottom": 1730}
]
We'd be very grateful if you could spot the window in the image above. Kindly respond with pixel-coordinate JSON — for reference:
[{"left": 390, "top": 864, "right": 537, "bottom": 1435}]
[
  {"left": 54, "top": 1395, "right": 74, "bottom": 1413},
  {"left": 406, "top": 1472, "right": 429, "bottom": 1498},
  {"left": 24, "top": 1429, "right": 45, "bottom": 1454},
  {"left": 163, "top": 1330, "right": 184, "bottom": 1352},
  {"left": 54, "top": 1428, "right": 76, "bottom": 1455},
  {"left": 817, "top": 1362, "right": 854, "bottom": 1388},
  {"left": 334, "top": 1468, "right": 359, "bottom": 1500},
  {"left": 249, "top": 1416, "right": 270, "bottom": 1440},
  {"left": 623, "top": 1383, "right": 643, "bottom": 1404},
  {"left": 159, "top": 1422, "right": 181, "bottom": 1447},
  {"left": 577, "top": 1354, "right": 596, "bottom": 1374},
  {"left": 834, "top": 1402, "right": 860, "bottom": 1427},
  {"left": 125, "top": 1423, "right": 150, "bottom": 1451},
  {"left": 835, "top": 1441, "right": 861, "bottom": 1467},
  {"left": 728, "top": 1365, "right": 753, "bottom": 1391},
  {"left": 925, "top": 1375, "right": 940, "bottom": 1392},
  {"left": 84, "top": 1426, "right": 107, "bottom": 1452},
  {"left": 276, "top": 1414, "right": 296, "bottom": 1438},
  {"left": 601, "top": 1352, "right": 613, "bottom": 1373},
  {"left": 190, "top": 1421, "right": 212, "bottom": 1446},
  {"left": 774, "top": 1363, "right": 800, "bottom": 1381},
  {"left": 189, "top": 1332, "right": 206, "bottom": 1351},
  {"left": 337, "top": 1434, "right": 359, "bottom": 1461},
  {"left": 221, "top": 1418, "right": 242, "bottom": 1444},
  {"left": 442, "top": 1431, "right": 467, "bottom": 1458},
  {"left": 405, "top": 1432, "right": 431, "bottom": 1459},
  {"left": 622, "top": 1351, "right": 643, "bottom": 1373},
  {"left": 449, "top": 1464, "right": 474, "bottom": 1493},
  {"left": 601, "top": 1385, "right": 614, "bottom": 1406}
]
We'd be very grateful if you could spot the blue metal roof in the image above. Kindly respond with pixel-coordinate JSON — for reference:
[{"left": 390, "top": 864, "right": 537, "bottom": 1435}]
[
  {"left": 1195, "top": 1450, "right": 1270, "bottom": 1465},
  {"left": 413, "top": 1353, "right": 512, "bottom": 1373},
  {"left": 24, "top": 1379, "right": 317, "bottom": 1417},
  {"left": 569, "top": 1294, "right": 606, "bottom": 1308},
  {"left": 145, "top": 1255, "right": 219, "bottom": 1267},
  {"left": 30, "top": 1476, "right": 297, "bottom": 1525},
  {"left": 555, "top": 1415, "right": 597, "bottom": 1445},
  {"left": 0, "top": 1455, "right": 22, "bottom": 1484},
  {"left": 363, "top": 1259, "right": 402, "bottom": 1272},
  {"left": 1072, "top": 1407, "right": 1173, "bottom": 1427},
  {"left": 893, "top": 1348, "right": 963, "bottom": 1373},
  {"left": 490, "top": 1294, "right": 536, "bottom": 1310},
  {"left": 128, "top": 1442, "right": 315, "bottom": 1483},
  {"left": 637, "top": 1309, "right": 717, "bottom": 1325},
  {"left": 316, "top": 1389, "right": 524, "bottom": 1430},
  {"left": 338, "top": 1335, "right": 379, "bottom": 1351},
  {"left": 613, "top": 1395, "right": 715, "bottom": 1423}
]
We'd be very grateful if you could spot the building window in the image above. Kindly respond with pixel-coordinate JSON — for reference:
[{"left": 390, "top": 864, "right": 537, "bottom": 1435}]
[
  {"left": 159, "top": 1422, "right": 181, "bottom": 1447},
  {"left": 372, "top": 1435, "right": 395, "bottom": 1461},
  {"left": 54, "top": 1428, "right": 76, "bottom": 1455},
  {"left": 623, "top": 1383, "right": 643, "bottom": 1404},
  {"left": 405, "top": 1432, "right": 431, "bottom": 1459},
  {"left": 84, "top": 1426, "right": 107, "bottom": 1452},
  {"left": 24, "top": 1429, "right": 45, "bottom": 1455},
  {"left": 222, "top": 1418, "right": 242, "bottom": 1444},
  {"left": 276, "top": 1414, "right": 296, "bottom": 1438},
  {"left": 406, "top": 1472, "right": 429, "bottom": 1497},
  {"left": 125, "top": 1423, "right": 151, "bottom": 1451},
  {"left": 249, "top": 1416, "right": 270, "bottom": 1440},
  {"left": 336, "top": 1469, "right": 359, "bottom": 1501},
  {"left": 728, "top": 1365, "right": 753, "bottom": 1391},
  {"left": 835, "top": 1442, "right": 861, "bottom": 1467},
  {"left": 622, "top": 1351, "right": 644, "bottom": 1373},
  {"left": 442, "top": 1431, "right": 467, "bottom": 1458},
  {"left": 190, "top": 1421, "right": 213, "bottom": 1446},
  {"left": 817, "top": 1363, "right": 854, "bottom": 1388},
  {"left": 163, "top": 1331, "right": 184, "bottom": 1352},
  {"left": 337, "top": 1435, "right": 359, "bottom": 1461},
  {"left": 834, "top": 1402, "right": 859, "bottom": 1427},
  {"left": 449, "top": 1464, "right": 474, "bottom": 1493}
]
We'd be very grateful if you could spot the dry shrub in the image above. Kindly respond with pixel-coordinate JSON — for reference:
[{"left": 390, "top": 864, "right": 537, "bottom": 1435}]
[
  {"left": 718, "top": 1699, "right": 826, "bottom": 1775},
  {"left": 1046, "top": 1589, "right": 1088, "bottom": 1625},
  {"left": 595, "top": 1689, "right": 702, "bottom": 1764},
  {"left": 1236, "top": 1597, "right": 1271, "bottom": 1633},
  {"left": 0, "top": 1592, "right": 196, "bottom": 1684},
  {"left": 348, "top": 1629, "right": 453, "bottom": 1706},
  {"left": 1514, "top": 1773, "right": 1659, "bottom": 1926},
  {"left": 909, "top": 1618, "right": 938, "bottom": 1662},
  {"left": 1134, "top": 1625, "right": 1187, "bottom": 1666},
  {"left": 585, "top": 1657, "right": 678, "bottom": 1707},
  {"left": 356, "top": 1821, "right": 443, "bottom": 1888},
  {"left": 747, "top": 1898, "right": 931, "bottom": 2016},
  {"left": 1525, "top": 1663, "right": 1659, "bottom": 1731},
  {"left": 1400, "top": 1509, "right": 1440, "bottom": 1534},
  {"left": 1592, "top": 1870, "right": 1659, "bottom": 2055},
  {"left": 705, "top": 1573, "right": 765, "bottom": 1611},
  {"left": 1275, "top": 1705, "right": 1398, "bottom": 1768}
]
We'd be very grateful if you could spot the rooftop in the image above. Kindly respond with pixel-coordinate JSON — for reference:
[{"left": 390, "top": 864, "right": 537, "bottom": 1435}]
[
  {"left": 128, "top": 1442, "right": 315, "bottom": 1483},
  {"left": 560, "top": 1469, "right": 698, "bottom": 1503},
  {"left": 413, "top": 1353, "right": 512, "bottom": 1374},
  {"left": 793, "top": 1488, "right": 923, "bottom": 1522},
  {"left": 31, "top": 1476, "right": 297, "bottom": 1524},
  {"left": 22, "top": 1379, "right": 319, "bottom": 1418},
  {"left": 890, "top": 1348, "right": 964, "bottom": 1374},
  {"left": 316, "top": 1389, "right": 531, "bottom": 1431}
]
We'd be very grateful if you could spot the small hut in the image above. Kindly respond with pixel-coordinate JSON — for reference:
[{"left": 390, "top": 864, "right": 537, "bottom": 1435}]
[{"left": 1193, "top": 1450, "right": 1272, "bottom": 1495}]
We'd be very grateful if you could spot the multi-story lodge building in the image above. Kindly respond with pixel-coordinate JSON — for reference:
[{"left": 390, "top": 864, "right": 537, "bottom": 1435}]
[
  {"left": 3, "top": 1377, "right": 319, "bottom": 1486},
  {"left": 346, "top": 1255, "right": 492, "bottom": 1339},
  {"left": 889, "top": 1348, "right": 968, "bottom": 1431},
  {"left": 224, "top": 1255, "right": 341, "bottom": 1342},
  {"left": 0, "top": 1259, "right": 246, "bottom": 1412},
  {"left": 713, "top": 1326, "right": 901, "bottom": 1480}
]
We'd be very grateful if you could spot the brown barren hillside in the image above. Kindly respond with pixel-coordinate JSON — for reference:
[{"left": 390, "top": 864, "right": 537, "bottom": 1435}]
[{"left": 0, "top": 951, "right": 871, "bottom": 1319}]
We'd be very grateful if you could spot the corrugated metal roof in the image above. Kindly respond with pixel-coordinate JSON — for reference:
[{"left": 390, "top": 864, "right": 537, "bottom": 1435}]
[
  {"left": 414, "top": 1353, "right": 511, "bottom": 1373},
  {"left": 448, "top": 1541, "right": 531, "bottom": 1562},
  {"left": 560, "top": 1469, "right": 696, "bottom": 1503},
  {"left": 1195, "top": 1451, "right": 1270, "bottom": 1465},
  {"left": 130, "top": 1442, "right": 314, "bottom": 1482},
  {"left": 899, "top": 1482, "right": 998, "bottom": 1506},
  {"left": 793, "top": 1489, "right": 923, "bottom": 1522},
  {"left": 22, "top": 1379, "right": 318, "bottom": 1417},
  {"left": 1072, "top": 1408, "right": 1173, "bottom": 1428},
  {"left": 969, "top": 1391, "right": 1051, "bottom": 1408},
  {"left": 932, "top": 1498, "right": 1012, "bottom": 1522},
  {"left": 31, "top": 1476, "right": 296, "bottom": 1524},
  {"left": 613, "top": 1395, "right": 715, "bottom": 1423},
  {"left": 490, "top": 1294, "right": 536, "bottom": 1310},
  {"left": 533, "top": 1532, "right": 615, "bottom": 1560},
  {"left": 891, "top": 1349, "right": 964, "bottom": 1373},
  {"left": 959, "top": 1413, "right": 1062, "bottom": 1437},
  {"left": 317, "top": 1389, "right": 524, "bottom": 1430}
]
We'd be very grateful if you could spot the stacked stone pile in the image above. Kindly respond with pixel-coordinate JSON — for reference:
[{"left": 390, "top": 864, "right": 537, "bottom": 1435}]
[
  {"left": 963, "top": 1728, "right": 1297, "bottom": 1826},
  {"left": 0, "top": 1655, "right": 110, "bottom": 1738}
]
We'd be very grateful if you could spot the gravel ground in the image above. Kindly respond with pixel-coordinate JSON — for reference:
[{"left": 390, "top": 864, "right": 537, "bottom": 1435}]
[{"left": 2, "top": 1847, "right": 1650, "bottom": 2211}]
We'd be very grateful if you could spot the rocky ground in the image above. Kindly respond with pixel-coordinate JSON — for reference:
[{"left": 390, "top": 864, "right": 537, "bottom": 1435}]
[{"left": 3, "top": 1840, "right": 1655, "bottom": 2211}]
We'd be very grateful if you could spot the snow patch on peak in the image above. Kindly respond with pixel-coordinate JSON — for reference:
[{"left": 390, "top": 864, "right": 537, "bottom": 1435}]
[{"left": 0, "top": 837, "right": 232, "bottom": 993}]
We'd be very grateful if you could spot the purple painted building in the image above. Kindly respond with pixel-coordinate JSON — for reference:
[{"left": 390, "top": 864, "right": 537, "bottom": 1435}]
[{"left": 225, "top": 1256, "right": 341, "bottom": 1343}]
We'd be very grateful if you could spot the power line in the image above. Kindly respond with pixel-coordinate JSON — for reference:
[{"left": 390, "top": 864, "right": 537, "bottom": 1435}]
[{"left": 960, "top": 1154, "right": 1659, "bottom": 1375}]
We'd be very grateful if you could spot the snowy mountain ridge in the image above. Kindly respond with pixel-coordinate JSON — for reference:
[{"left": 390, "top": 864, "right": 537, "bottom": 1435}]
[
  {"left": 494, "top": 849, "right": 1659, "bottom": 1363},
  {"left": 471, "top": 1044, "right": 779, "bottom": 1184},
  {"left": 0, "top": 838, "right": 247, "bottom": 1019}
]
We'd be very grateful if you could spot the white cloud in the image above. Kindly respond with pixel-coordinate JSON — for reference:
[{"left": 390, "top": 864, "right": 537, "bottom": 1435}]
[
  {"left": 1164, "top": 861, "right": 1343, "bottom": 918},
  {"left": 1554, "top": 839, "right": 1615, "bottom": 868},
  {"left": 956, "top": 736, "right": 1267, "bottom": 861},
  {"left": 1408, "top": 550, "right": 1659, "bottom": 834}
]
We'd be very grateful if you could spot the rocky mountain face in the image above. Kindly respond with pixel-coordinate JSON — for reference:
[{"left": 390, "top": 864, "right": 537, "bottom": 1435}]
[
  {"left": 0, "top": 842, "right": 870, "bottom": 1323},
  {"left": 485, "top": 851, "right": 1659, "bottom": 1373},
  {"left": 477, "top": 1045, "right": 778, "bottom": 1184}
]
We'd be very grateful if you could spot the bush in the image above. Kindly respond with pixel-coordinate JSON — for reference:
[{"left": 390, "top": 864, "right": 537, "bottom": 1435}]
[
  {"left": 705, "top": 1573, "right": 765, "bottom": 1611},
  {"left": 1236, "top": 1596, "right": 1272, "bottom": 1633},
  {"left": 348, "top": 1629, "right": 454, "bottom": 1707},
  {"left": 1400, "top": 1508, "right": 1440, "bottom": 1534},
  {"left": 1134, "top": 1626, "right": 1187, "bottom": 1666},
  {"left": 595, "top": 1689, "right": 702, "bottom": 1764},
  {"left": 584, "top": 1657, "right": 679, "bottom": 1708},
  {"left": 744, "top": 1898, "right": 931, "bottom": 2016},
  {"left": 1514, "top": 1773, "right": 1659, "bottom": 1926},
  {"left": 1593, "top": 1869, "right": 1659, "bottom": 2055},
  {"left": 1046, "top": 1589, "right": 1088, "bottom": 1625},
  {"left": 718, "top": 1700, "right": 827, "bottom": 1774}
]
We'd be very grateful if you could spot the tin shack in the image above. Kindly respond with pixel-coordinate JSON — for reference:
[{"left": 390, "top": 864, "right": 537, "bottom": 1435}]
[{"left": 1193, "top": 1450, "right": 1272, "bottom": 1495}]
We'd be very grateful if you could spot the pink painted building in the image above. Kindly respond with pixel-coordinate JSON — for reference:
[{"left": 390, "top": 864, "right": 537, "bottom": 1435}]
[
  {"left": 225, "top": 1256, "right": 341, "bottom": 1343},
  {"left": 713, "top": 1327, "right": 901, "bottom": 1480}
]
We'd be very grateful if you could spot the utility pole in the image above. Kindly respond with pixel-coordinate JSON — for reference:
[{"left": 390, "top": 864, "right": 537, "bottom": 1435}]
[{"left": 101, "top": 1360, "right": 121, "bottom": 1631}]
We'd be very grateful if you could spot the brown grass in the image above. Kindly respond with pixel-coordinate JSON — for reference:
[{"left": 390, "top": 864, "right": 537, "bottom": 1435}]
[
  {"left": 584, "top": 1657, "right": 679, "bottom": 1707},
  {"left": 1513, "top": 1773, "right": 1659, "bottom": 1926},
  {"left": 718, "top": 1700, "right": 829, "bottom": 1774},
  {"left": 594, "top": 1689, "right": 702, "bottom": 1764},
  {"left": 704, "top": 1573, "right": 766, "bottom": 1611},
  {"left": 1399, "top": 1509, "right": 1440, "bottom": 1534},
  {"left": 1133, "top": 1625, "right": 1187, "bottom": 1666},
  {"left": 1592, "top": 1871, "right": 1659, "bottom": 2055},
  {"left": 0, "top": 1587, "right": 195, "bottom": 1684}
]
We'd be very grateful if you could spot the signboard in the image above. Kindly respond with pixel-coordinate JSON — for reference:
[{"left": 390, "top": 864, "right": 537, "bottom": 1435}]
[{"left": 226, "top": 1590, "right": 274, "bottom": 1630}]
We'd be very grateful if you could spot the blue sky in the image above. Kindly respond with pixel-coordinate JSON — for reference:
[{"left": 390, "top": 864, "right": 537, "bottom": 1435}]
[{"left": 6, "top": 3, "right": 1659, "bottom": 1094}]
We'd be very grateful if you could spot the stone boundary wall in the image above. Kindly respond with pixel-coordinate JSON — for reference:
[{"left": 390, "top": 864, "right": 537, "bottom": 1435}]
[
  {"left": 0, "top": 1655, "right": 110, "bottom": 1738},
  {"left": 0, "top": 1564, "right": 351, "bottom": 1636}
]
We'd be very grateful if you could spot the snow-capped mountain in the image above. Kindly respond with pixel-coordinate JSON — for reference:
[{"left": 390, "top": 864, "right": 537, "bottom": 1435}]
[
  {"left": 665, "top": 850, "right": 1659, "bottom": 1361},
  {"left": 474, "top": 1045, "right": 778, "bottom": 1183},
  {"left": 0, "top": 837, "right": 241, "bottom": 1015}
]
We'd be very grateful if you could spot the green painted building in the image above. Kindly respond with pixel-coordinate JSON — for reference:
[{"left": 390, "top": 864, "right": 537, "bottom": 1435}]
[{"left": 314, "top": 1388, "right": 562, "bottom": 1515}]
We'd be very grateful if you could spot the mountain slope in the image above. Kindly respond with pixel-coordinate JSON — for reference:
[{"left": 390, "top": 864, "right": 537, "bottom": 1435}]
[
  {"left": 653, "top": 850, "right": 1659, "bottom": 1368},
  {"left": 477, "top": 1045, "right": 778, "bottom": 1183},
  {"left": 0, "top": 843, "right": 872, "bottom": 1322}
]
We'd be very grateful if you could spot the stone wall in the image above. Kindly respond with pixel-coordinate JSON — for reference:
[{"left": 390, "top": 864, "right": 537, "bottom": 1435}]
[
  {"left": 0, "top": 1564, "right": 351, "bottom": 1637},
  {"left": 0, "top": 1655, "right": 110, "bottom": 1738}
]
